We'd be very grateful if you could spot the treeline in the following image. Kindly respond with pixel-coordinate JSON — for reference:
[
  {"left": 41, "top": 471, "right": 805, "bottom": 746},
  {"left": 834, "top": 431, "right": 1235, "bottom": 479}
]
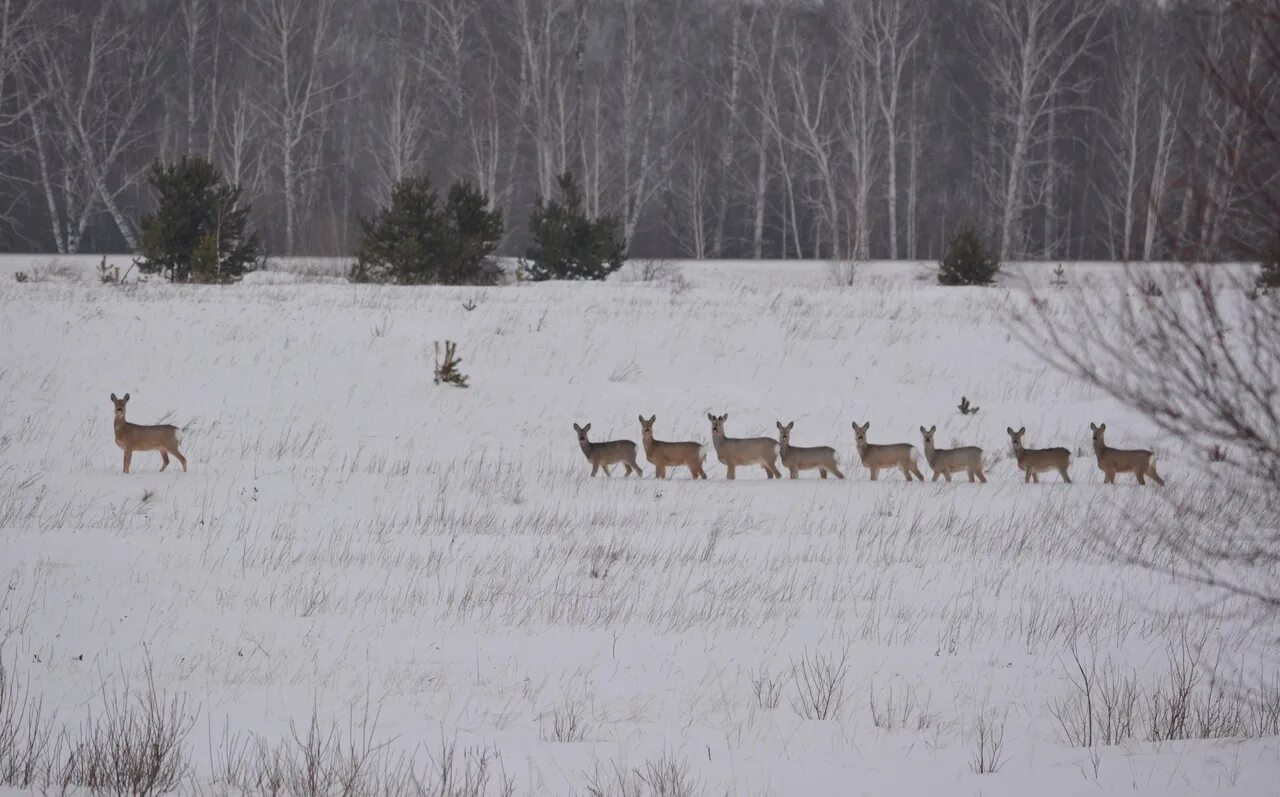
[{"left": 0, "top": 0, "right": 1272, "bottom": 262}]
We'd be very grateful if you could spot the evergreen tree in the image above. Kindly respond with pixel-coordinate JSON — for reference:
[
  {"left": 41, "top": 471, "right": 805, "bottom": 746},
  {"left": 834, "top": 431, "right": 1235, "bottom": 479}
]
[
  {"left": 522, "top": 173, "right": 626, "bottom": 281},
  {"left": 937, "top": 224, "right": 1000, "bottom": 286},
  {"left": 352, "top": 176, "right": 502, "bottom": 285},
  {"left": 138, "top": 157, "right": 260, "bottom": 283}
]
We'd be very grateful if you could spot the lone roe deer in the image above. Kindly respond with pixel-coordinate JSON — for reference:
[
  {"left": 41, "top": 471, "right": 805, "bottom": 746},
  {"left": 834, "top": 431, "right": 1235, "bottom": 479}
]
[
  {"left": 573, "top": 422, "right": 643, "bottom": 477},
  {"left": 110, "top": 393, "right": 187, "bottom": 474},
  {"left": 851, "top": 421, "right": 924, "bottom": 481},
  {"left": 920, "top": 425, "right": 986, "bottom": 482},
  {"left": 707, "top": 413, "right": 781, "bottom": 479},
  {"left": 1006, "top": 426, "right": 1071, "bottom": 483},
  {"left": 638, "top": 415, "right": 707, "bottom": 479},
  {"left": 776, "top": 421, "right": 844, "bottom": 479},
  {"left": 1091, "top": 422, "right": 1165, "bottom": 485}
]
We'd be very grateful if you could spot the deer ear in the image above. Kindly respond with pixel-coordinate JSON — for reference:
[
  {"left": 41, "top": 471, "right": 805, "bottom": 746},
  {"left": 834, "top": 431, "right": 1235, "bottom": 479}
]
[
  {"left": 1100, "top": 423, "right": 1106, "bottom": 431},
  {"left": 1018, "top": 427, "right": 1025, "bottom": 435},
  {"left": 639, "top": 415, "right": 645, "bottom": 424},
  {"left": 574, "top": 423, "right": 582, "bottom": 432},
  {"left": 584, "top": 423, "right": 591, "bottom": 432},
  {"left": 648, "top": 415, "right": 656, "bottom": 424},
  {"left": 110, "top": 393, "right": 118, "bottom": 402},
  {"left": 123, "top": 393, "right": 130, "bottom": 402},
  {"left": 920, "top": 426, "right": 926, "bottom": 434},
  {"left": 787, "top": 422, "right": 794, "bottom": 430},
  {"left": 1007, "top": 427, "right": 1015, "bottom": 436},
  {"left": 707, "top": 413, "right": 715, "bottom": 422},
  {"left": 1090, "top": 422, "right": 1097, "bottom": 431},
  {"left": 776, "top": 421, "right": 782, "bottom": 430},
  {"left": 929, "top": 425, "right": 936, "bottom": 433}
]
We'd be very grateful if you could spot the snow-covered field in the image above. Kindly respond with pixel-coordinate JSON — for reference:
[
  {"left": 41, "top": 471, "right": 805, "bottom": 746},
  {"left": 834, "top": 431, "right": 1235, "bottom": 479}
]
[{"left": 1, "top": 255, "right": 1276, "bottom": 795}]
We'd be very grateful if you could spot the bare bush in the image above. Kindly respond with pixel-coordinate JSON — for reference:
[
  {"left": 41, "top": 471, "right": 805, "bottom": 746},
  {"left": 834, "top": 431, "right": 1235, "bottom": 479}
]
[
  {"left": 1049, "top": 643, "right": 1139, "bottom": 747},
  {"left": 584, "top": 752, "right": 703, "bottom": 797},
  {"left": 969, "top": 708, "right": 1007, "bottom": 774},
  {"left": 53, "top": 665, "right": 195, "bottom": 795},
  {"left": 868, "top": 677, "right": 922, "bottom": 731},
  {"left": 624, "top": 258, "right": 673, "bottom": 283},
  {"left": 542, "top": 698, "right": 591, "bottom": 743},
  {"left": 749, "top": 665, "right": 784, "bottom": 710},
  {"left": 0, "top": 653, "right": 54, "bottom": 788},
  {"left": 826, "top": 259, "right": 859, "bottom": 287},
  {"left": 789, "top": 648, "right": 848, "bottom": 720}
]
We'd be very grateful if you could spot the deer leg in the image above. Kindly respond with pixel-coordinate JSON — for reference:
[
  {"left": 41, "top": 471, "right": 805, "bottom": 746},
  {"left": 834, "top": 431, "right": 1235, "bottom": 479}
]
[
  {"left": 1031, "top": 472, "right": 1039, "bottom": 483},
  {"left": 943, "top": 471, "right": 953, "bottom": 483},
  {"left": 1135, "top": 471, "right": 1146, "bottom": 485},
  {"left": 966, "top": 469, "right": 975, "bottom": 483},
  {"left": 819, "top": 469, "right": 828, "bottom": 479},
  {"left": 932, "top": 470, "right": 940, "bottom": 482},
  {"left": 870, "top": 467, "right": 878, "bottom": 481},
  {"left": 1024, "top": 468, "right": 1031, "bottom": 484},
  {"left": 160, "top": 450, "right": 170, "bottom": 472},
  {"left": 173, "top": 448, "right": 188, "bottom": 472},
  {"left": 1104, "top": 470, "right": 1115, "bottom": 484},
  {"left": 832, "top": 466, "right": 845, "bottom": 480},
  {"left": 590, "top": 462, "right": 600, "bottom": 477},
  {"left": 976, "top": 469, "right": 987, "bottom": 483},
  {"left": 900, "top": 464, "right": 912, "bottom": 481},
  {"left": 1148, "top": 466, "right": 1165, "bottom": 486},
  {"left": 726, "top": 464, "right": 736, "bottom": 480},
  {"left": 123, "top": 449, "right": 132, "bottom": 474},
  {"left": 789, "top": 466, "right": 799, "bottom": 479},
  {"left": 912, "top": 464, "right": 925, "bottom": 481},
  {"left": 1059, "top": 466, "right": 1072, "bottom": 484}
]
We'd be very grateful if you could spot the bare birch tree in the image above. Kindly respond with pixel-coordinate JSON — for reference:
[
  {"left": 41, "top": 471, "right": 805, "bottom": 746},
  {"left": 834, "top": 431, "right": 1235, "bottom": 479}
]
[
  {"left": 244, "top": 0, "right": 346, "bottom": 254},
  {"left": 971, "top": 0, "right": 1106, "bottom": 259}
]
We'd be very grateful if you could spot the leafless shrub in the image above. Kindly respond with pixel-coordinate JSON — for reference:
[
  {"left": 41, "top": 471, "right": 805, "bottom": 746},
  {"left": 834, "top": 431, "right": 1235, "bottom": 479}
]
[
  {"left": 749, "top": 665, "right": 784, "bottom": 710},
  {"left": 969, "top": 708, "right": 1007, "bottom": 774},
  {"left": 789, "top": 648, "right": 848, "bottom": 720},
  {"left": 12, "top": 271, "right": 27, "bottom": 283},
  {"left": 826, "top": 259, "right": 859, "bottom": 287},
  {"left": 1207, "top": 444, "right": 1228, "bottom": 463},
  {"left": 541, "top": 698, "right": 591, "bottom": 743},
  {"left": 583, "top": 752, "right": 703, "bottom": 797},
  {"left": 624, "top": 258, "right": 672, "bottom": 283},
  {"left": 868, "top": 677, "right": 921, "bottom": 731},
  {"left": 1049, "top": 643, "right": 1138, "bottom": 747},
  {"left": 957, "top": 396, "right": 980, "bottom": 415},
  {"left": 52, "top": 664, "right": 195, "bottom": 795},
  {"left": 0, "top": 654, "right": 54, "bottom": 788}
]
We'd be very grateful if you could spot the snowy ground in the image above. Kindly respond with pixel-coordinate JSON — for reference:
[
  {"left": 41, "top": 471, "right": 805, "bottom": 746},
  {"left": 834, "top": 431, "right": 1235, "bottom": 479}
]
[{"left": 1, "top": 255, "right": 1277, "bottom": 795}]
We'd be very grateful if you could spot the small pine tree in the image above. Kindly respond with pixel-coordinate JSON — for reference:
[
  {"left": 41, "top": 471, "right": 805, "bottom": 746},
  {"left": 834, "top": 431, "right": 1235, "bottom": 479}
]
[
  {"left": 1257, "top": 234, "right": 1280, "bottom": 290},
  {"left": 352, "top": 176, "right": 502, "bottom": 285},
  {"left": 137, "top": 157, "right": 260, "bottom": 283},
  {"left": 937, "top": 224, "right": 1000, "bottom": 286},
  {"left": 522, "top": 173, "right": 626, "bottom": 281}
]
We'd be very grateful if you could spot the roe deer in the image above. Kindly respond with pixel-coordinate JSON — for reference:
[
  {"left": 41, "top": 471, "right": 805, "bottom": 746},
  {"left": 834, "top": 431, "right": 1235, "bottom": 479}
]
[
  {"left": 1006, "top": 426, "right": 1071, "bottom": 483},
  {"left": 1090, "top": 422, "right": 1165, "bottom": 486},
  {"left": 776, "top": 421, "right": 844, "bottom": 479},
  {"left": 707, "top": 413, "right": 781, "bottom": 479},
  {"left": 851, "top": 421, "right": 924, "bottom": 481},
  {"left": 110, "top": 392, "right": 187, "bottom": 474},
  {"left": 920, "top": 425, "right": 986, "bottom": 482},
  {"left": 573, "top": 422, "right": 642, "bottom": 477},
  {"left": 638, "top": 415, "right": 707, "bottom": 479}
]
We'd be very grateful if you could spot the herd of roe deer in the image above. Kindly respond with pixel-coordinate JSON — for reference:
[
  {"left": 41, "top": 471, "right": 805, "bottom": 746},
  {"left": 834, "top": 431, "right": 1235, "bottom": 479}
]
[
  {"left": 106, "top": 392, "right": 1164, "bottom": 486},
  {"left": 574, "top": 415, "right": 1167, "bottom": 485}
]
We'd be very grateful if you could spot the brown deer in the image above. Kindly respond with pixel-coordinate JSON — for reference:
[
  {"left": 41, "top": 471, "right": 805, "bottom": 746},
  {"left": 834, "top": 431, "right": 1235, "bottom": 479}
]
[
  {"left": 920, "top": 425, "right": 986, "bottom": 482},
  {"left": 638, "top": 415, "right": 707, "bottom": 479},
  {"left": 1090, "top": 423, "right": 1165, "bottom": 486},
  {"left": 573, "top": 422, "right": 643, "bottom": 477},
  {"left": 776, "top": 421, "right": 844, "bottom": 479},
  {"left": 851, "top": 421, "right": 924, "bottom": 481},
  {"left": 1006, "top": 426, "right": 1071, "bottom": 483},
  {"left": 110, "top": 393, "right": 187, "bottom": 474},
  {"left": 707, "top": 413, "right": 781, "bottom": 479}
]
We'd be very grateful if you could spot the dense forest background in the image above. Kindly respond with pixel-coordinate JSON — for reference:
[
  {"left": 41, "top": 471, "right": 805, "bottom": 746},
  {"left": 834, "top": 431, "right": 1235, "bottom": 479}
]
[{"left": 0, "top": 0, "right": 1271, "bottom": 261}]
